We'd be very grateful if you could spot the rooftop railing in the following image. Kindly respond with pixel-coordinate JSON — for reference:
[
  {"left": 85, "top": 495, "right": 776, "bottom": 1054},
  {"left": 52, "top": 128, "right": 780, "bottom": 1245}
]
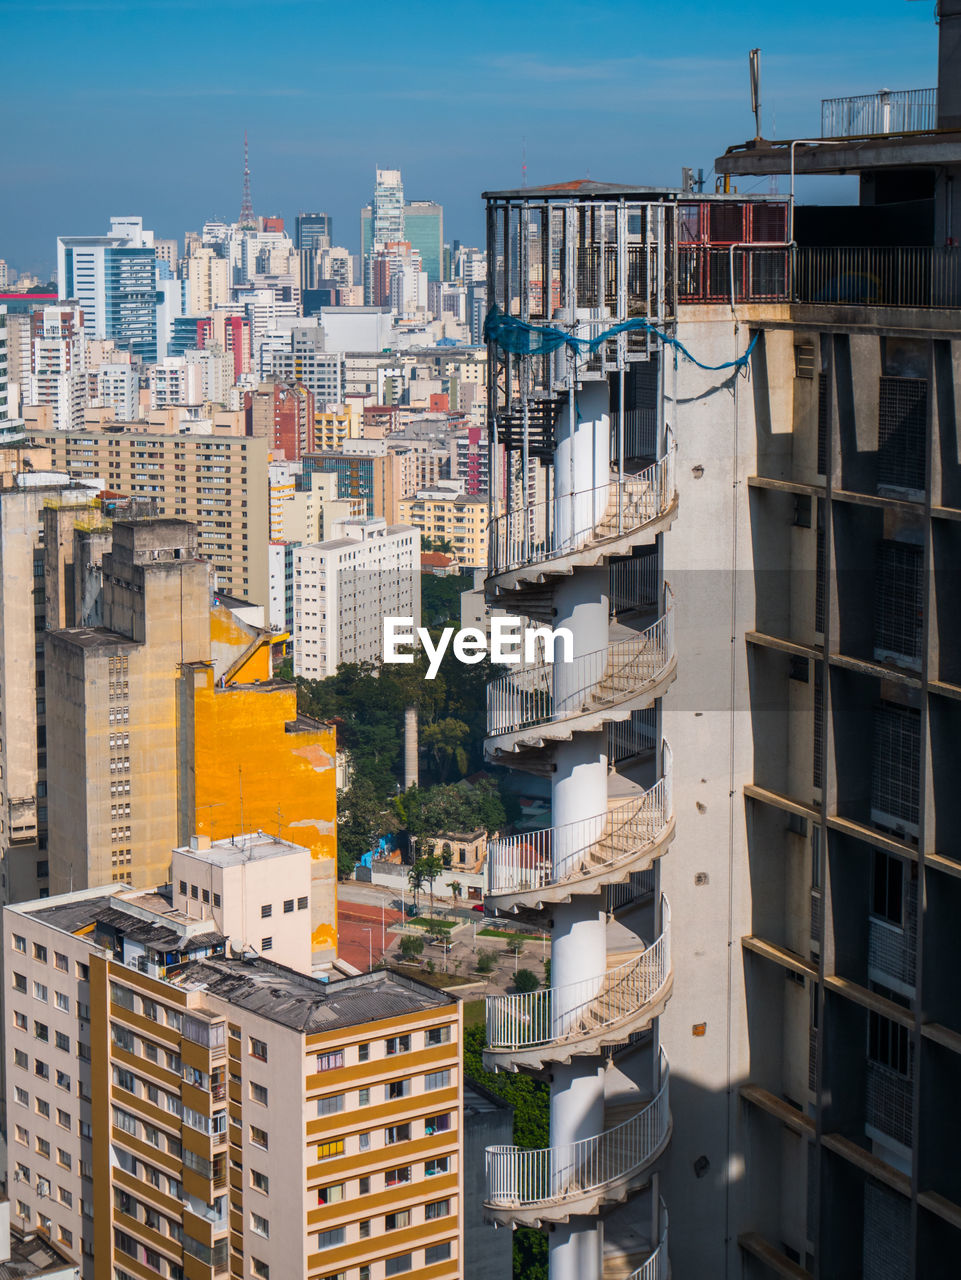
[{"left": 821, "top": 88, "right": 937, "bottom": 138}]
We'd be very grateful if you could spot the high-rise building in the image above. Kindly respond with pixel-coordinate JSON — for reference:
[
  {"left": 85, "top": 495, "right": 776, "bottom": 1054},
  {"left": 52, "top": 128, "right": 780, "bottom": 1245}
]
[
  {"left": 304, "top": 449, "right": 403, "bottom": 522},
  {"left": 269, "top": 328, "right": 344, "bottom": 412},
  {"left": 28, "top": 425, "right": 270, "bottom": 603},
  {"left": 293, "top": 515, "right": 419, "bottom": 678},
  {"left": 295, "top": 212, "right": 333, "bottom": 251},
  {"left": 185, "top": 247, "right": 230, "bottom": 313},
  {"left": 56, "top": 217, "right": 158, "bottom": 363},
  {"left": 403, "top": 201, "right": 443, "bottom": 285},
  {"left": 23, "top": 305, "right": 87, "bottom": 432},
  {"left": 246, "top": 380, "right": 315, "bottom": 460},
  {"left": 4, "top": 843, "right": 462, "bottom": 1279},
  {"left": 0, "top": 304, "right": 26, "bottom": 442},
  {"left": 398, "top": 487, "right": 487, "bottom": 570},
  {"left": 477, "top": 175, "right": 801, "bottom": 1279}
]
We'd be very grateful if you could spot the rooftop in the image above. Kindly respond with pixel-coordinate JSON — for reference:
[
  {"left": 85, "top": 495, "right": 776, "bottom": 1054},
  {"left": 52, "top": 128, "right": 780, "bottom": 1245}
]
[
  {"left": 0, "top": 1224, "right": 78, "bottom": 1278},
  {"left": 176, "top": 832, "right": 308, "bottom": 868},
  {"left": 167, "top": 958, "right": 453, "bottom": 1032},
  {"left": 20, "top": 886, "right": 219, "bottom": 954}
]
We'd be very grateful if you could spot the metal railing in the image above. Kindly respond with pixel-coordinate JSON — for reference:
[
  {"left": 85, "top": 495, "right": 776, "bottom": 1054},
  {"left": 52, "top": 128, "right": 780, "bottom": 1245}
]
[
  {"left": 487, "top": 610, "right": 673, "bottom": 737},
  {"left": 487, "top": 755, "right": 672, "bottom": 898},
  {"left": 486, "top": 1055, "right": 669, "bottom": 1210},
  {"left": 610, "top": 557, "right": 658, "bottom": 614},
  {"left": 628, "top": 1210, "right": 669, "bottom": 1280},
  {"left": 821, "top": 88, "right": 937, "bottom": 138},
  {"left": 677, "top": 246, "right": 792, "bottom": 304},
  {"left": 489, "top": 448, "right": 676, "bottom": 576},
  {"left": 795, "top": 245, "right": 961, "bottom": 309},
  {"left": 486, "top": 900, "right": 670, "bottom": 1051}
]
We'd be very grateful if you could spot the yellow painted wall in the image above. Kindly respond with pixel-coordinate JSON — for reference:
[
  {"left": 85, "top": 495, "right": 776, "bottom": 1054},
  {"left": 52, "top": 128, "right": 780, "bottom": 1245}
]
[{"left": 189, "top": 665, "right": 338, "bottom": 955}]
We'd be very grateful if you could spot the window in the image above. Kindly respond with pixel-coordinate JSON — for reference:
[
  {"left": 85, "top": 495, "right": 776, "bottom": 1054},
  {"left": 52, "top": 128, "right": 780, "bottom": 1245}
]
[
  {"left": 316, "top": 1140, "right": 344, "bottom": 1160},
  {"left": 251, "top": 1213, "right": 269, "bottom": 1238},
  {"left": 55, "top": 1032, "right": 69, "bottom": 1053},
  {"left": 190, "top": 885, "right": 199, "bottom": 900},
  {"left": 14, "top": 1050, "right": 28, "bottom": 1070},
  {"left": 14, "top": 1012, "right": 27, "bottom": 1031},
  {"left": 359, "top": 1219, "right": 371, "bottom": 1239},
  {"left": 298, "top": 896, "right": 308, "bottom": 910},
  {"left": 260, "top": 904, "right": 272, "bottom": 919},
  {"left": 316, "top": 1228, "right": 346, "bottom": 1250},
  {"left": 872, "top": 851, "right": 905, "bottom": 926},
  {"left": 57, "top": 1109, "right": 70, "bottom": 1129},
  {"left": 261, "top": 937, "right": 273, "bottom": 951},
  {"left": 57, "top": 1148, "right": 71, "bottom": 1168},
  {"left": 15, "top": 1125, "right": 28, "bottom": 1146},
  {"left": 316, "top": 1051, "right": 344, "bottom": 1072},
  {"left": 358, "top": 1088, "right": 370, "bottom": 1106},
  {"left": 385, "top": 1210, "right": 410, "bottom": 1231},
  {"left": 252, "top": 1261, "right": 269, "bottom": 1279},
  {"left": 12, "top": 934, "right": 26, "bottom": 953},
  {"left": 36, "top": 1137, "right": 50, "bottom": 1158},
  {"left": 33, "top": 943, "right": 47, "bottom": 963},
  {"left": 54, "top": 952, "right": 68, "bottom": 973},
  {"left": 387, "top": 1079, "right": 410, "bottom": 1100},
  {"left": 33, "top": 982, "right": 47, "bottom": 1002},
  {"left": 425, "top": 1070, "right": 450, "bottom": 1091},
  {"left": 317, "top": 1094, "right": 344, "bottom": 1116},
  {"left": 250, "top": 1126, "right": 268, "bottom": 1149},
  {"left": 317, "top": 1183, "right": 344, "bottom": 1205},
  {"left": 425, "top": 1113, "right": 451, "bottom": 1135},
  {"left": 250, "top": 1083, "right": 268, "bottom": 1105},
  {"left": 284, "top": 899, "right": 294, "bottom": 913},
  {"left": 35, "top": 1098, "right": 49, "bottom": 1119},
  {"left": 358, "top": 1130, "right": 370, "bottom": 1151},
  {"left": 385, "top": 1123, "right": 410, "bottom": 1145},
  {"left": 55, "top": 992, "right": 69, "bottom": 1013},
  {"left": 426, "top": 1242, "right": 452, "bottom": 1265},
  {"left": 14, "top": 1087, "right": 28, "bottom": 1107},
  {"left": 55, "top": 1070, "right": 70, "bottom": 1091},
  {"left": 426, "top": 1198, "right": 451, "bottom": 1220},
  {"left": 358, "top": 1043, "right": 370, "bottom": 1062},
  {"left": 385, "top": 1255, "right": 412, "bottom": 1277},
  {"left": 251, "top": 1170, "right": 269, "bottom": 1193},
  {"left": 179, "top": 880, "right": 187, "bottom": 895},
  {"left": 250, "top": 1037, "right": 268, "bottom": 1062},
  {"left": 385, "top": 1036, "right": 410, "bottom": 1056},
  {"left": 425, "top": 1157, "right": 450, "bottom": 1176},
  {"left": 34, "top": 1060, "right": 49, "bottom": 1080},
  {"left": 869, "top": 1009, "right": 911, "bottom": 1077},
  {"left": 34, "top": 1020, "right": 48, "bottom": 1042},
  {"left": 12, "top": 973, "right": 26, "bottom": 993},
  {"left": 872, "top": 704, "right": 921, "bottom": 830},
  {"left": 426, "top": 1026, "right": 450, "bottom": 1046}
]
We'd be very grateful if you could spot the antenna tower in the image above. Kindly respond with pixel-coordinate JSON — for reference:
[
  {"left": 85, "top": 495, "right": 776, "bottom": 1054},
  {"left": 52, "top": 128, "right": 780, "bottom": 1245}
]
[{"left": 240, "top": 131, "right": 255, "bottom": 227}]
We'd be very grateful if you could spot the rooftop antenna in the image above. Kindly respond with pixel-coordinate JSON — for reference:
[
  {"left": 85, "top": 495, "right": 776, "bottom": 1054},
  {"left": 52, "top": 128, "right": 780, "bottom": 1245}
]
[
  {"left": 749, "top": 48, "right": 762, "bottom": 140},
  {"left": 240, "top": 131, "right": 255, "bottom": 228},
  {"left": 522, "top": 137, "right": 528, "bottom": 188}
]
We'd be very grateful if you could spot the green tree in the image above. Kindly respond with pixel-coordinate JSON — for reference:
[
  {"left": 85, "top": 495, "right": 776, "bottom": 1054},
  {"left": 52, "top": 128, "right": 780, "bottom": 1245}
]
[
  {"left": 399, "top": 935, "right": 424, "bottom": 964},
  {"left": 421, "top": 718, "right": 470, "bottom": 782},
  {"left": 476, "top": 949, "right": 496, "bottom": 974},
  {"left": 408, "top": 860, "right": 426, "bottom": 912},
  {"left": 514, "top": 968, "right": 539, "bottom": 993},
  {"left": 448, "top": 880, "right": 463, "bottom": 900},
  {"left": 418, "top": 852, "right": 443, "bottom": 919},
  {"left": 336, "top": 778, "right": 389, "bottom": 879}
]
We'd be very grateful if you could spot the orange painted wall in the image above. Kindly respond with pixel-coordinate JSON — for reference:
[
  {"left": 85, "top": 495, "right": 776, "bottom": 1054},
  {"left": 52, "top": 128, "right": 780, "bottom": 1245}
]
[{"left": 190, "top": 666, "right": 338, "bottom": 953}]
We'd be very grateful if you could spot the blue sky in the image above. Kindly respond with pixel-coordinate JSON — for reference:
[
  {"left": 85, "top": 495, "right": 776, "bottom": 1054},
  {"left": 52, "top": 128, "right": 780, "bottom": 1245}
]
[{"left": 1, "top": 0, "right": 938, "bottom": 277}]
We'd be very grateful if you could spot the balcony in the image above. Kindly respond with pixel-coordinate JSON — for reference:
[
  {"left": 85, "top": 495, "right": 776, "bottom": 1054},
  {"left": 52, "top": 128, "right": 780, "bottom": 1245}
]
[
  {"left": 486, "top": 612, "right": 675, "bottom": 754},
  {"left": 488, "top": 449, "right": 676, "bottom": 589},
  {"left": 795, "top": 245, "right": 961, "bottom": 310},
  {"left": 821, "top": 88, "right": 937, "bottom": 138},
  {"left": 486, "top": 760, "right": 673, "bottom": 911},
  {"left": 484, "top": 1056, "right": 670, "bottom": 1226},
  {"left": 484, "top": 901, "right": 671, "bottom": 1069}
]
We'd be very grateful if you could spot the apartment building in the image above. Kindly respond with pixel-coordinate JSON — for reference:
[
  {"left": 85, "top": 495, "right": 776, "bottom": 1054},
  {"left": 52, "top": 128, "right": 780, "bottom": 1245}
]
[
  {"left": 398, "top": 487, "right": 486, "bottom": 570},
  {"left": 24, "top": 305, "right": 87, "bottom": 432},
  {"left": 4, "top": 843, "right": 462, "bottom": 1280},
  {"left": 303, "top": 450, "right": 403, "bottom": 523},
  {"left": 293, "top": 517, "right": 420, "bottom": 679},
  {"left": 27, "top": 425, "right": 270, "bottom": 603}
]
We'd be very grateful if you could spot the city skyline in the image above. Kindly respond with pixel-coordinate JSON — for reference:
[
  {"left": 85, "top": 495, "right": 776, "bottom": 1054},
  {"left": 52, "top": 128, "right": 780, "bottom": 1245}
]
[{"left": 1, "top": 0, "right": 937, "bottom": 276}]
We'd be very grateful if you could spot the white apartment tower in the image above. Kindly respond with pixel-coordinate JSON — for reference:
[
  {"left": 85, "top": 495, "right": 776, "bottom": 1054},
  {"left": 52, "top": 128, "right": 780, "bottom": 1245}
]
[
  {"left": 293, "top": 517, "right": 420, "bottom": 678},
  {"left": 24, "top": 305, "right": 87, "bottom": 432}
]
